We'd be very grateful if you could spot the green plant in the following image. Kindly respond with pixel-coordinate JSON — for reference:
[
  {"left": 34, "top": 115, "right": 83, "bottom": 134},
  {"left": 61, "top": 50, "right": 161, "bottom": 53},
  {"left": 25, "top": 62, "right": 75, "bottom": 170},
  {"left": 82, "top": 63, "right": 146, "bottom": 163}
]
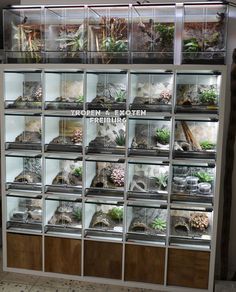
[
  {"left": 156, "top": 128, "right": 170, "bottom": 145},
  {"left": 155, "top": 174, "right": 168, "bottom": 190},
  {"left": 200, "top": 141, "right": 216, "bottom": 150},
  {"left": 108, "top": 207, "right": 123, "bottom": 221},
  {"left": 101, "top": 37, "right": 128, "bottom": 52},
  {"left": 76, "top": 95, "right": 84, "bottom": 103},
  {"left": 199, "top": 88, "right": 217, "bottom": 105},
  {"left": 194, "top": 171, "right": 214, "bottom": 183},
  {"left": 58, "top": 26, "right": 86, "bottom": 57},
  {"left": 73, "top": 208, "right": 82, "bottom": 221},
  {"left": 151, "top": 218, "right": 167, "bottom": 231},
  {"left": 115, "top": 89, "right": 126, "bottom": 102},
  {"left": 73, "top": 167, "right": 83, "bottom": 177},
  {"left": 155, "top": 23, "right": 175, "bottom": 49},
  {"left": 12, "top": 22, "right": 42, "bottom": 62},
  {"left": 183, "top": 38, "right": 201, "bottom": 53},
  {"left": 115, "top": 131, "right": 126, "bottom": 146}
]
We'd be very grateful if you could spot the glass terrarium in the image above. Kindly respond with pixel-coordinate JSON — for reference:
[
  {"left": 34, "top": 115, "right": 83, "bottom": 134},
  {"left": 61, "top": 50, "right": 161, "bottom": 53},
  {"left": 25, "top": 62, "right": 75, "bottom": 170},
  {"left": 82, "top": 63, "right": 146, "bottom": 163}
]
[
  {"left": 5, "top": 115, "right": 41, "bottom": 151},
  {"left": 174, "top": 120, "right": 218, "bottom": 159},
  {"left": 170, "top": 207, "right": 213, "bottom": 248},
  {"left": 85, "top": 160, "right": 125, "bottom": 198},
  {"left": 86, "top": 71, "right": 127, "bottom": 110},
  {"left": 126, "top": 204, "right": 167, "bottom": 244},
  {"left": 84, "top": 201, "right": 123, "bottom": 240},
  {"left": 176, "top": 71, "right": 221, "bottom": 114},
  {"left": 128, "top": 118, "right": 171, "bottom": 157},
  {"left": 45, "top": 7, "right": 86, "bottom": 63},
  {"left": 171, "top": 163, "right": 215, "bottom": 204},
  {"left": 4, "top": 71, "right": 42, "bottom": 110},
  {"left": 130, "top": 72, "right": 173, "bottom": 111},
  {"left": 87, "top": 5, "right": 129, "bottom": 64},
  {"left": 45, "top": 197, "right": 82, "bottom": 235},
  {"left": 6, "top": 156, "right": 42, "bottom": 191},
  {"left": 182, "top": 4, "right": 227, "bottom": 64},
  {"left": 86, "top": 118, "right": 126, "bottom": 155},
  {"left": 6, "top": 195, "right": 42, "bottom": 232},
  {"left": 131, "top": 5, "right": 175, "bottom": 64},
  {"left": 3, "top": 8, "right": 43, "bottom": 63},
  {"left": 45, "top": 116, "right": 83, "bottom": 152},
  {"left": 127, "top": 161, "right": 169, "bottom": 201},
  {"left": 45, "top": 158, "right": 83, "bottom": 195},
  {"left": 45, "top": 71, "right": 84, "bottom": 110}
]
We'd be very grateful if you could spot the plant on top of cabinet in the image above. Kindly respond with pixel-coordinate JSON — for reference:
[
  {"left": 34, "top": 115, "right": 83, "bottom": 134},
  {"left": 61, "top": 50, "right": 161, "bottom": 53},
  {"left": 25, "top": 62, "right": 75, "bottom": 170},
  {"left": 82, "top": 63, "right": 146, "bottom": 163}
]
[
  {"left": 88, "top": 6, "right": 128, "bottom": 64},
  {"left": 131, "top": 5, "right": 175, "bottom": 64},
  {"left": 182, "top": 5, "right": 226, "bottom": 64}
]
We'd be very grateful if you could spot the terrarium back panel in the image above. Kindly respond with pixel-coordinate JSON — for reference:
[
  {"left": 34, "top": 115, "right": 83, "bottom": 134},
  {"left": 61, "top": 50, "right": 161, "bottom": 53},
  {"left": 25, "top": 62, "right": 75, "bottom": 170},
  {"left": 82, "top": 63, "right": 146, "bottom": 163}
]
[
  {"left": 167, "top": 249, "right": 210, "bottom": 289},
  {"left": 125, "top": 244, "right": 165, "bottom": 284},
  {"left": 45, "top": 236, "right": 81, "bottom": 275},
  {"left": 7, "top": 233, "right": 42, "bottom": 271},
  {"left": 84, "top": 240, "right": 122, "bottom": 279}
]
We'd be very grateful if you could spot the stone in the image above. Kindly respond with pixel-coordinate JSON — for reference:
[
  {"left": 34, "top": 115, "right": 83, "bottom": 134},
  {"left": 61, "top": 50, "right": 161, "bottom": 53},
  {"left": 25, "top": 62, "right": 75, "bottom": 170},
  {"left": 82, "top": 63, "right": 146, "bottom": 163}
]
[
  {"left": 14, "top": 171, "right": 41, "bottom": 184},
  {"left": 90, "top": 211, "right": 112, "bottom": 228},
  {"left": 15, "top": 131, "right": 41, "bottom": 143},
  {"left": 88, "top": 136, "right": 117, "bottom": 148},
  {"left": 49, "top": 135, "right": 73, "bottom": 145}
]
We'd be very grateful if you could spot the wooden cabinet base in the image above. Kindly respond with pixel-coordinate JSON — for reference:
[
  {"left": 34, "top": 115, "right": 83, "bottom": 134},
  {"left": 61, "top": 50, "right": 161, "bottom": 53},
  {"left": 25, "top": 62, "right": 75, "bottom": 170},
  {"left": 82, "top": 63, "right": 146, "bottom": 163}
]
[
  {"left": 125, "top": 244, "right": 165, "bottom": 284},
  {"left": 167, "top": 249, "right": 210, "bottom": 289},
  {"left": 45, "top": 236, "right": 81, "bottom": 275},
  {"left": 7, "top": 233, "right": 42, "bottom": 271},
  {"left": 84, "top": 240, "right": 122, "bottom": 279}
]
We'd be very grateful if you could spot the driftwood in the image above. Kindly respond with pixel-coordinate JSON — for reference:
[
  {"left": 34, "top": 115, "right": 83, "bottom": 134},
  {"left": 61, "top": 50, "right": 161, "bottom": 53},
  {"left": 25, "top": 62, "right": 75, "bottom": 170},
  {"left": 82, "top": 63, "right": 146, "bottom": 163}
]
[
  {"left": 181, "top": 121, "right": 202, "bottom": 151},
  {"left": 221, "top": 49, "right": 236, "bottom": 280}
]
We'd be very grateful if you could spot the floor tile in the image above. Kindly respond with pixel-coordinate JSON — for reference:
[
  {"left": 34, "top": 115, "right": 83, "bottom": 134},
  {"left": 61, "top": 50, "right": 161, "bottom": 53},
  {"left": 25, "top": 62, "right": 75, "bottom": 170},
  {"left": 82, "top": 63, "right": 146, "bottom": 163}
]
[
  {"left": 30, "top": 286, "right": 68, "bottom": 292},
  {"left": 35, "top": 277, "right": 76, "bottom": 289},
  {"left": 0, "top": 272, "right": 9, "bottom": 281},
  {"left": 3, "top": 273, "right": 38, "bottom": 285},
  {"left": 0, "top": 281, "right": 31, "bottom": 292}
]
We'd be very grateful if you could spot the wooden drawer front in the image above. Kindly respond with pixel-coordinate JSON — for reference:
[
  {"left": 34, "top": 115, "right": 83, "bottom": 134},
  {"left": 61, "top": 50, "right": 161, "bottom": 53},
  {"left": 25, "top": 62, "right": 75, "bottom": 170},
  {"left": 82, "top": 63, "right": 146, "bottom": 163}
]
[
  {"left": 125, "top": 244, "right": 165, "bottom": 284},
  {"left": 84, "top": 241, "right": 122, "bottom": 279},
  {"left": 45, "top": 237, "right": 81, "bottom": 275},
  {"left": 7, "top": 233, "right": 42, "bottom": 271},
  {"left": 167, "top": 249, "right": 210, "bottom": 289}
]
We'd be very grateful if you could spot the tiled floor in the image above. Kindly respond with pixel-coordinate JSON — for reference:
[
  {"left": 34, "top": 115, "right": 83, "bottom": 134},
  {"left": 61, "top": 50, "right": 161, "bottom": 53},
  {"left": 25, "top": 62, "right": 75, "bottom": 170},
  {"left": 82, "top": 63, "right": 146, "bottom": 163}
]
[{"left": 0, "top": 251, "right": 159, "bottom": 292}]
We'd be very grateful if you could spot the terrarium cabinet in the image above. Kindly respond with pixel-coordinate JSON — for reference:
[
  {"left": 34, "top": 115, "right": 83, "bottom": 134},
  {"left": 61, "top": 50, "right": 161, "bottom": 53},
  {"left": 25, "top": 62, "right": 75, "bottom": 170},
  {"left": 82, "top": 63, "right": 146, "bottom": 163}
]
[
  {"left": 0, "top": 64, "right": 226, "bottom": 292},
  {"left": 0, "top": 4, "right": 228, "bottom": 291}
]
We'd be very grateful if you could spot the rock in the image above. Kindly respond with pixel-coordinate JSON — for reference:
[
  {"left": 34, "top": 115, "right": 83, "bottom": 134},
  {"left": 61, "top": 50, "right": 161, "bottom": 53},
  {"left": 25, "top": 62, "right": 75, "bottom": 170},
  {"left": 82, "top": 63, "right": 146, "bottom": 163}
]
[
  {"left": 133, "top": 96, "right": 150, "bottom": 104},
  {"left": 49, "top": 213, "right": 72, "bottom": 225},
  {"left": 49, "top": 135, "right": 73, "bottom": 145},
  {"left": 189, "top": 213, "right": 209, "bottom": 231},
  {"left": 88, "top": 136, "right": 117, "bottom": 148},
  {"left": 28, "top": 209, "right": 42, "bottom": 221},
  {"left": 14, "top": 171, "right": 41, "bottom": 184},
  {"left": 130, "top": 221, "right": 149, "bottom": 232},
  {"left": 90, "top": 211, "right": 112, "bottom": 228},
  {"left": 15, "top": 131, "right": 41, "bottom": 143},
  {"left": 173, "top": 216, "right": 190, "bottom": 232},
  {"left": 52, "top": 171, "right": 71, "bottom": 185}
]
